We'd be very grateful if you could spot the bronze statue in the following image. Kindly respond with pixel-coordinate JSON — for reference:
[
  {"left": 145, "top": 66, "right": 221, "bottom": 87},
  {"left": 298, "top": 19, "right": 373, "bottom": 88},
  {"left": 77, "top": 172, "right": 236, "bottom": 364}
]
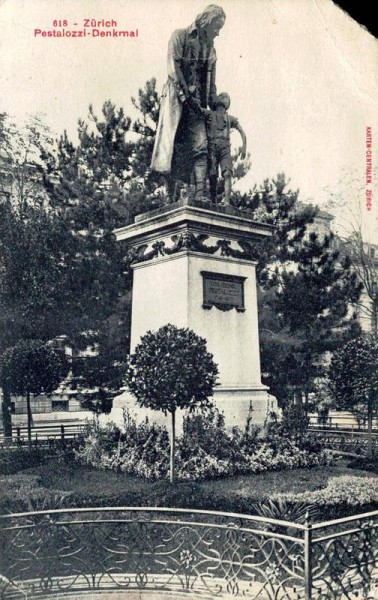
[
  {"left": 151, "top": 5, "right": 226, "bottom": 202},
  {"left": 202, "top": 92, "right": 247, "bottom": 205}
]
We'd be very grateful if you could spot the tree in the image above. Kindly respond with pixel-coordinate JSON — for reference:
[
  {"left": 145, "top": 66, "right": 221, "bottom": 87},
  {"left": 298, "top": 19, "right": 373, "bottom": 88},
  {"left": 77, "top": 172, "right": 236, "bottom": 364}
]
[
  {"left": 329, "top": 336, "right": 378, "bottom": 458},
  {"left": 40, "top": 89, "right": 164, "bottom": 407},
  {"left": 324, "top": 168, "right": 378, "bottom": 337},
  {"left": 274, "top": 231, "right": 361, "bottom": 411},
  {"left": 0, "top": 113, "right": 54, "bottom": 216},
  {"left": 125, "top": 324, "right": 218, "bottom": 482},
  {"left": 338, "top": 232, "right": 378, "bottom": 337},
  {"left": 244, "top": 175, "right": 363, "bottom": 410},
  {"left": 0, "top": 114, "right": 76, "bottom": 436},
  {"left": 1, "top": 341, "right": 70, "bottom": 445},
  {"left": 0, "top": 85, "right": 162, "bottom": 429},
  {"left": 71, "top": 351, "right": 128, "bottom": 416}
]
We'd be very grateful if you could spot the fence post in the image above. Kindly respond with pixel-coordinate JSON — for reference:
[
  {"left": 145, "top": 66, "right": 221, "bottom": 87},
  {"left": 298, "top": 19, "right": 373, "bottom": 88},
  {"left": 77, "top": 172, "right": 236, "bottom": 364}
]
[
  {"left": 304, "top": 511, "right": 313, "bottom": 600},
  {"left": 61, "top": 425, "right": 65, "bottom": 440},
  {"left": 16, "top": 427, "right": 21, "bottom": 443}
]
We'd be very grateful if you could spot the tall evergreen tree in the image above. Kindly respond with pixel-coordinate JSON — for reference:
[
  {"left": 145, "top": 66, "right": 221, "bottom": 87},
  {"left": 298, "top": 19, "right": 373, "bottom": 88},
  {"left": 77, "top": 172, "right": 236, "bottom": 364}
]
[
  {"left": 249, "top": 176, "right": 363, "bottom": 408},
  {"left": 41, "top": 83, "right": 163, "bottom": 401}
]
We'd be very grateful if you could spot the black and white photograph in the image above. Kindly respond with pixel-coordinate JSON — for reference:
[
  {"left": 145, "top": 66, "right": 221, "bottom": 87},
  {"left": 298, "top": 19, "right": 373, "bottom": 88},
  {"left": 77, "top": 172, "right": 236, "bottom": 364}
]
[{"left": 0, "top": 0, "right": 377, "bottom": 598}]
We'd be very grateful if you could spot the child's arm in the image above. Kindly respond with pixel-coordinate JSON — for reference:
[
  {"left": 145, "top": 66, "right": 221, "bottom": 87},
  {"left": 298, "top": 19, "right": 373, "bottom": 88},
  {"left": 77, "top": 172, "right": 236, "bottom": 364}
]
[{"left": 235, "top": 122, "right": 247, "bottom": 159}]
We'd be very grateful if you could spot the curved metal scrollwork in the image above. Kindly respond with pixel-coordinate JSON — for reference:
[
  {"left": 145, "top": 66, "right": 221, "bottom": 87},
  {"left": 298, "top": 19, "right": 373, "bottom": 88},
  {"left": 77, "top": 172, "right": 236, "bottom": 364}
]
[{"left": 0, "top": 507, "right": 377, "bottom": 599}]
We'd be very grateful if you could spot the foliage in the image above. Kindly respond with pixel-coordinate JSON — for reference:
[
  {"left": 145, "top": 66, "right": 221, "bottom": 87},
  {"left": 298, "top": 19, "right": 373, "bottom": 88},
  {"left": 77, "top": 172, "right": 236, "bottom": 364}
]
[
  {"left": 250, "top": 175, "right": 363, "bottom": 408},
  {"left": 125, "top": 323, "right": 219, "bottom": 482},
  {"left": 0, "top": 111, "right": 130, "bottom": 423},
  {"left": 266, "top": 404, "right": 310, "bottom": 443},
  {"left": 329, "top": 336, "right": 378, "bottom": 408},
  {"left": 0, "top": 115, "right": 85, "bottom": 355},
  {"left": 278, "top": 475, "right": 378, "bottom": 508},
  {"left": 338, "top": 232, "right": 378, "bottom": 336},
  {"left": 329, "top": 336, "right": 378, "bottom": 458},
  {"left": 254, "top": 498, "right": 320, "bottom": 530},
  {"left": 2, "top": 451, "right": 375, "bottom": 520},
  {"left": 0, "top": 473, "right": 70, "bottom": 514},
  {"left": 0, "top": 87, "right": 162, "bottom": 416},
  {"left": 75, "top": 416, "right": 170, "bottom": 480},
  {"left": 74, "top": 409, "right": 329, "bottom": 481},
  {"left": 126, "top": 325, "right": 218, "bottom": 415},
  {"left": 0, "top": 113, "right": 54, "bottom": 216},
  {"left": 0, "top": 447, "right": 46, "bottom": 475},
  {"left": 347, "top": 457, "right": 378, "bottom": 474},
  {"left": 1, "top": 340, "right": 70, "bottom": 441},
  {"left": 1, "top": 340, "right": 69, "bottom": 396},
  {"left": 39, "top": 88, "right": 166, "bottom": 402}
]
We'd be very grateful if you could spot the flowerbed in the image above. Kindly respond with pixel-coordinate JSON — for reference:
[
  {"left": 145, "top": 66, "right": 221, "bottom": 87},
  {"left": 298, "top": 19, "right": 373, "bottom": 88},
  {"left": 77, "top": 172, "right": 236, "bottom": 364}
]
[{"left": 74, "top": 409, "right": 329, "bottom": 481}]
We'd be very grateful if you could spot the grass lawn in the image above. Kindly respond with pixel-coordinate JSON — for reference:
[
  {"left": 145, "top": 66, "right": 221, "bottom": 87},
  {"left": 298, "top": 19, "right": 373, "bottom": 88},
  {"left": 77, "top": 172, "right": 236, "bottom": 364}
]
[
  {"left": 202, "top": 460, "right": 378, "bottom": 500},
  {"left": 1, "top": 457, "right": 377, "bottom": 521},
  {"left": 7, "top": 457, "right": 374, "bottom": 503}
]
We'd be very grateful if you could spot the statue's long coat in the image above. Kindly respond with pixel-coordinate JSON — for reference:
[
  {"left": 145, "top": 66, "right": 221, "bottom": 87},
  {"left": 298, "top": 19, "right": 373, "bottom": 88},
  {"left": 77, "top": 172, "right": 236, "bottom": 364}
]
[{"left": 151, "top": 24, "right": 217, "bottom": 174}]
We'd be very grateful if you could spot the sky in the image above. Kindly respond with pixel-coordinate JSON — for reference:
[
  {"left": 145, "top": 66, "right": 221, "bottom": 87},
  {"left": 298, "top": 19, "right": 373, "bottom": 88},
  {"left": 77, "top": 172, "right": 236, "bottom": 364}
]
[{"left": 0, "top": 0, "right": 377, "bottom": 240}]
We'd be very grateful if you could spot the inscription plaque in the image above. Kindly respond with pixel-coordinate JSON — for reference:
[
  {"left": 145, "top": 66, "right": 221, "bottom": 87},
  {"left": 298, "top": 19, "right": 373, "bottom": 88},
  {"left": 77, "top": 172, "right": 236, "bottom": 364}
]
[{"left": 201, "top": 271, "right": 246, "bottom": 312}]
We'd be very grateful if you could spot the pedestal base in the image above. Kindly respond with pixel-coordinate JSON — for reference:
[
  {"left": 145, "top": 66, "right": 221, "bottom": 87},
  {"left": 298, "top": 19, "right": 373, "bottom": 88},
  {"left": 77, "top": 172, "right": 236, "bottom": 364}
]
[
  {"left": 113, "top": 202, "right": 277, "bottom": 432},
  {"left": 213, "top": 385, "right": 275, "bottom": 429},
  {"left": 107, "top": 386, "right": 277, "bottom": 433}
]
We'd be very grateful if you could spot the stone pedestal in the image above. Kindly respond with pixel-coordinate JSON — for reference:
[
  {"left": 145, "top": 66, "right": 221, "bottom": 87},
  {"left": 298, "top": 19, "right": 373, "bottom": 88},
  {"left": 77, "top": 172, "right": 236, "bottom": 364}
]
[{"left": 113, "top": 200, "right": 277, "bottom": 429}]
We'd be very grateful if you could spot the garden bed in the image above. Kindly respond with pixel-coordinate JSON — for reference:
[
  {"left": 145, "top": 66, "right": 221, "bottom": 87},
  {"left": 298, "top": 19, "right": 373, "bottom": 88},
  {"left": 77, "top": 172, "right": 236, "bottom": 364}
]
[{"left": 1, "top": 457, "right": 377, "bottom": 521}]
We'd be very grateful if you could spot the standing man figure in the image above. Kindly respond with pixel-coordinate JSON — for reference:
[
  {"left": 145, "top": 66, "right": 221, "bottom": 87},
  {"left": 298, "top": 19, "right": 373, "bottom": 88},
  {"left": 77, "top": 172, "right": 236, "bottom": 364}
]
[{"left": 151, "top": 5, "right": 226, "bottom": 202}]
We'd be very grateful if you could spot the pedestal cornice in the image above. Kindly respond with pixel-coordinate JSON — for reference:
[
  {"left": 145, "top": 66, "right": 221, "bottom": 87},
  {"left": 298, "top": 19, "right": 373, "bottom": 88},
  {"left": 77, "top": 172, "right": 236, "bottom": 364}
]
[{"left": 114, "top": 201, "right": 274, "bottom": 267}]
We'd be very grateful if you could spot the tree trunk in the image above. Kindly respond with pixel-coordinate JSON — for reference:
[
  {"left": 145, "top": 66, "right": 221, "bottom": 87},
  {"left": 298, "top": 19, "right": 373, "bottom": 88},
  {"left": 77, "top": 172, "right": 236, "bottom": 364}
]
[
  {"left": 26, "top": 390, "right": 33, "bottom": 448},
  {"left": 367, "top": 390, "right": 374, "bottom": 460},
  {"left": 304, "top": 386, "right": 309, "bottom": 417},
  {"left": 170, "top": 409, "right": 176, "bottom": 484},
  {"left": 1, "top": 385, "right": 12, "bottom": 440}
]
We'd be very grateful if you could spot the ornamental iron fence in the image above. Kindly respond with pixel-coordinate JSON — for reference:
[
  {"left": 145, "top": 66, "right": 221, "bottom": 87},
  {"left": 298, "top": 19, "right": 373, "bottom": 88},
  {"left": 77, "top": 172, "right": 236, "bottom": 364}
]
[
  {"left": 307, "top": 430, "right": 378, "bottom": 456},
  {"left": 0, "top": 507, "right": 377, "bottom": 599}
]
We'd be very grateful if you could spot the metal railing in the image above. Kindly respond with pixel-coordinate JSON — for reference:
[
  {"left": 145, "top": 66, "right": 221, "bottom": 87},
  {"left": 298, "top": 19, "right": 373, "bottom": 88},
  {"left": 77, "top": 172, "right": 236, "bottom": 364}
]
[
  {"left": 0, "top": 423, "right": 84, "bottom": 448},
  {"left": 308, "top": 413, "right": 378, "bottom": 431},
  {"left": 307, "top": 429, "right": 378, "bottom": 456},
  {"left": 0, "top": 507, "right": 377, "bottom": 599}
]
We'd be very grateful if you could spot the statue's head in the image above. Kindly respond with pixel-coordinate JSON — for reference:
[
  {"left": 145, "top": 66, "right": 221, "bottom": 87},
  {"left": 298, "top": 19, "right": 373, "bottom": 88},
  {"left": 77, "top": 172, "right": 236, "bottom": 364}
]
[
  {"left": 215, "top": 93, "right": 230, "bottom": 110},
  {"left": 195, "top": 5, "right": 226, "bottom": 41}
]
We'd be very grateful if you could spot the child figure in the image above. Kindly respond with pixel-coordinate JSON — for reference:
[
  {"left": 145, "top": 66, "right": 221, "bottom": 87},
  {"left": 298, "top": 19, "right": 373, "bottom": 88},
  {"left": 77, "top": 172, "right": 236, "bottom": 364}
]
[{"left": 202, "top": 92, "right": 247, "bottom": 205}]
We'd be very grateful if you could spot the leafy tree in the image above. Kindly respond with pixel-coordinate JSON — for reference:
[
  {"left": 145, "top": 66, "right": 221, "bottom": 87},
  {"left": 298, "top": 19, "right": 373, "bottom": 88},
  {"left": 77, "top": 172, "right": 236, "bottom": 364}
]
[
  {"left": 71, "top": 351, "right": 128, "bottom": 416},
  {"left": 125, "top": 324, "right": 218, "bottom": 482},
  {"left": 329, "top": 336, "right": 378, "bottom": 458},
  {"left": 338, "top": 231, "right": 378, "bottom": 337},
  {"left": 40, "top": 86, "right": 164, "bottom": 406},
  {"left": 247, "top": 175, "right": 363, "bottom": 410},
  {"left": 274, "top": 231, "right": 361, "bottom": 411},
  {"left": 1, "top": 341, "right": 70, "bottom": 445},
  {"left": 0, "top": 113, "right": 54, "bottom": 216},
  {"left": 0, "top": 114, "right": 73, "bottom": 435}
]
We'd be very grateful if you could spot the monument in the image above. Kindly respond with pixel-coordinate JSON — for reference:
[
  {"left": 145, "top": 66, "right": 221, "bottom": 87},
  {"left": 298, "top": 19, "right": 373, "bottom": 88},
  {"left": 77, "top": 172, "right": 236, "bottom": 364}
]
[
  {"left": 112, "top": 5, "right": 278, "bottom": 428},
  {"left": 114, "top": 200, "right": 276, "bottom": 428}
]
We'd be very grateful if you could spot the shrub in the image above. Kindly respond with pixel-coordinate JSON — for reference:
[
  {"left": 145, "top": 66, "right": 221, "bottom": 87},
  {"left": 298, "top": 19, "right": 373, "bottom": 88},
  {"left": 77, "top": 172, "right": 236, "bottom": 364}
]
[
  {"left": 74, "top": 408, "right": 329, "bottom": 481},
  {"left": 0, "top": 472, "right": 70, "bottom": 513},
  {"left": 276, "top": 475, "right": 378, "bottom": 513},
  {"left": 347, "top": 457, "right": 378, "bottom": 474},
  {"left": 0, "top": 446, "right": 46, "bottom": 475}
]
